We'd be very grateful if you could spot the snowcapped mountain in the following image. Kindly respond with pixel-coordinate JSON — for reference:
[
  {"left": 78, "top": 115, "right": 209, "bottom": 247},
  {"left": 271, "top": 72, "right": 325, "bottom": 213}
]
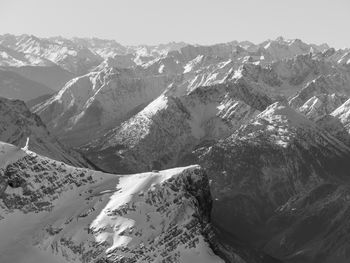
[
  {"left": 0, "top": 97, "right": 90, "bottom": 167},
  {"left": 260, "top": 37, "right": 328, "bottom": 62},
  {"left": 0, "top": 34, "right": 188, "bottom": 76},
  {"left": 0, "top": 141, "right": 229, "bottom": 263},
  {"left": 0, "top": 34, "right": 340, "bottom": 104},
  {"left": 31, "top": 36, "right": 345, "bottom": 149},
  {"left": 0, "top": 34, "right": 102, "bottom": 75},
  {"left": 0, "top": 43, "right": 53, "bottom": 67},
  {"left": 71, "top": 52, "right": 350, "bottom": 174}
]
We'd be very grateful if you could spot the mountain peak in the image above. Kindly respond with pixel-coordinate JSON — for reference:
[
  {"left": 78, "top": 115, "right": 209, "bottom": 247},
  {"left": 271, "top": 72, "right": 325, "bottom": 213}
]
[{"left": 258, "top": 101, "right": 313, "bottom": 128}]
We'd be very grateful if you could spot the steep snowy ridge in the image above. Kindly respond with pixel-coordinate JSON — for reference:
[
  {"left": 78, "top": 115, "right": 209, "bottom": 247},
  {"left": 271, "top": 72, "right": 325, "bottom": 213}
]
[
  {"left": 33, "top": 66, "right": 175, "bottom": 146},
  {"left": 289, "top": 73, "right": 350, "bottom": 109},
  {"left": 298, "top": 93, "right": 346, "bottom": 120},
  {"left": 0, "top": 141, "right": 228, "bottom": 263},
  {"left": 0, "top": 97, "right": 90, "bottom": 167},
  {"left": 331, "top": 98, "right": 350, "bottom": 133}
]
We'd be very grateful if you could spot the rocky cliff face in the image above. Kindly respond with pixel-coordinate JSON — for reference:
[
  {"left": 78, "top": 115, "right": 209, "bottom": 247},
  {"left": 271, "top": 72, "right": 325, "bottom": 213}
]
[
  {"left": 0, "top": 141, "right": 230, "bottom": 263},
  {"left": 0, "top": 97, "right": 90, "bottom": 167}
]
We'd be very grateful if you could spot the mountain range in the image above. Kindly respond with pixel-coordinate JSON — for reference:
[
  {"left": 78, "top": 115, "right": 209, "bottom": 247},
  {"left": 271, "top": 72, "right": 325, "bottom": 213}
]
[{"left": 1, "top": 34, "right": 350, "bottom": 262}]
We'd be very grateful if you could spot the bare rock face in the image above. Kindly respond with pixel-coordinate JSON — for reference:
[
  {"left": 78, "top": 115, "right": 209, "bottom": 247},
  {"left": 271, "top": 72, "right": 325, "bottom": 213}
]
[
  {"left": 0, "top": 142, "right": 230, "bottom": 263},
  {"left": 195, "top": 102, "right": 350, "bottom": 263}
]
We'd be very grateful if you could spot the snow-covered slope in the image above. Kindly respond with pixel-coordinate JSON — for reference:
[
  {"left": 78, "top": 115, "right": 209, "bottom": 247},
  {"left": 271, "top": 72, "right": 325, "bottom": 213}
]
[
  {"left": 0, "top": 97, "right": 89, "bottom": 167},
  {"left": 0, "top": 141, "right": 228, "bottom": 263}
]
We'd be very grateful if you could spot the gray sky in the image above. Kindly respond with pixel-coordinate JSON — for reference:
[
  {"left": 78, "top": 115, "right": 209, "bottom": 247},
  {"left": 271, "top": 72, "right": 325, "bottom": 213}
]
[{"left": 1, "top": 0, "right": 350, "bottom": 48}]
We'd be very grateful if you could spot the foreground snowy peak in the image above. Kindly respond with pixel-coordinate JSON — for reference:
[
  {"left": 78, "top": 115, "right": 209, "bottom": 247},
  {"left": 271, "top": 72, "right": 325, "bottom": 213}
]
[
  {"left": 0, "top": 142, "right": 228, "bottom": 263},
  {"left": 0, "top": 97, "right": 90, "bottom": 167}
]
